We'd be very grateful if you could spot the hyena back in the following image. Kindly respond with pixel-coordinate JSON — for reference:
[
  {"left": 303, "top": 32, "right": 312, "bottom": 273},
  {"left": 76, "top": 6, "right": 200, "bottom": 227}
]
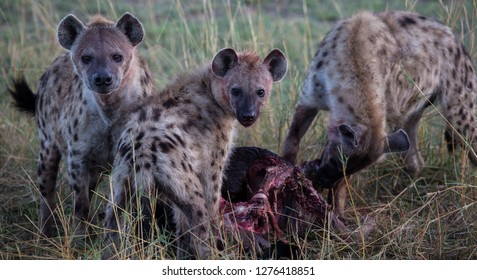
[
  {"left": 9, "top": 13, "right": 154, "bottom": 237},
  {"left": 102, "top": 48, "right": 287, "bottom": 259},
  {"left": 282, "top": 11, "right": 477, "bottom": 215}
]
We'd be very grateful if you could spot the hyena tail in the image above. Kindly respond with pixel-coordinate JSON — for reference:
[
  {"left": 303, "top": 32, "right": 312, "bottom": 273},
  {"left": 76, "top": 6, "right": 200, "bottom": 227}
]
[{"left": 8, "top": 76, "right": 36, "bottom": 116}]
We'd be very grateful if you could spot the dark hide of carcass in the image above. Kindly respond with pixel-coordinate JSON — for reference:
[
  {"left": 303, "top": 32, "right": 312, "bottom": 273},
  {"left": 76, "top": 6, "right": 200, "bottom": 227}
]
[{"left": 220, "top": 146, "right": 351, "bottom": 257}]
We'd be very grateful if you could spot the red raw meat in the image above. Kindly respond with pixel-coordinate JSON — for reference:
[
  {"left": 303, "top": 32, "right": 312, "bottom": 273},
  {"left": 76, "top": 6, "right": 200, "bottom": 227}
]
[{"left": 220, "top": 147, "right": 359, "bottom": 254}]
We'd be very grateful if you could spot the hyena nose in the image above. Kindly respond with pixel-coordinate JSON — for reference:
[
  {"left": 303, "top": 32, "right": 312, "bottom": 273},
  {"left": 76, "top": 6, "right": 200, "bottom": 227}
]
[
  {"left": 93, "top": 74, "right": 113, "bottom": 87},
  {"left": 241, "top": 112, "right": 256, "bottom": 122}
]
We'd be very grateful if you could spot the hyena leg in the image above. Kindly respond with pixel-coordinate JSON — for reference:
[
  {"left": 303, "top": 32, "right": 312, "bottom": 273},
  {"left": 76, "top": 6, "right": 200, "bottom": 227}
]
[
  {"left": 132, "top": 187, "right": 161, "bottom": 244},
  {"left": 402, "top": 115, "right": 425, "bottom": 177},
  {"left": 38, "top": 142, "right": 61, "bottom": 237},
  {"left": 444, "top": 119, "right": 477, "bottom": 165},
  {"left": 68, "top": 153, "right": 105, "bottom": 237},
  {"left": 328, "top": 177, "right": 349, "bottom": 218},
  {"left": 282, "top": 104, "right": 319, "bottom": 164},
  {"left": 441, "top": 85, "right": 477, "bottom": 165},
  {"left": 173, "top": 207, "right": 193, "bottom": 258},
  {"left": 87, "top": 166, "right": 103, "bottom": 205},
  {"left": 85, "top": 166, "right": 103, "bottom": 236},
  {"left": 173, "top": 202, "right": 210, "bottom": 259},
  {"left": 402, "top": 92, "right": 437, "bottom": 177},
  {"left": 444, "top": 128, "right": 460, "bottom": 153},
  {"left": 162, "top": 178, "right": 211, "bottom": 259},
  {"left": 139, "top": 195, "right": 175, "bottom": 241},
  {"left": 66, "top": 155, "right": 93, "bottom": 237},
  {"left": 102, "top": 171, "right": 130, "bottom": 259}
]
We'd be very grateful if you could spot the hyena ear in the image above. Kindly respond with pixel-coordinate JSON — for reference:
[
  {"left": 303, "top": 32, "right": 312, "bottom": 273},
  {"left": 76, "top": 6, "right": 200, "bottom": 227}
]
[
  {"left": 116, "top": 13, "right": 144, "bottom": 47},
  {"left": 263, "top": 49, "right": 288, "bottom": 82},
  {"left": 57, "top": 14, "right": 85, "bottom": 50},
  {"left": 338, "top": 124, "right": 359, "bottom": 150},
  {"left": 212, "top": 48, "right": 239, "bottom": 78},
  {"left": 383, "top": 129, "right": 410, "bottom": 153}
]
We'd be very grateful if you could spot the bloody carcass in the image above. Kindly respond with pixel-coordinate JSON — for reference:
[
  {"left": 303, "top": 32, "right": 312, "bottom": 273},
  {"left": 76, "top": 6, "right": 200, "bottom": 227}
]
[{"left": 220, "top": 146, "right": 351, "bottom": 254}]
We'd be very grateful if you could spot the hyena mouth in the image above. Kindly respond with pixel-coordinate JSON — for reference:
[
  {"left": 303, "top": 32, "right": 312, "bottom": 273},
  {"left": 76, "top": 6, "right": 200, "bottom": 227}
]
[
  {"left": 237, "top": 113, "right": 258, "bottom": 127},
  {"left": 302, "top": 157, "right": 344, "bottom": 189},
  {"left": 238, "top": 119, "right": 256, "bottom": 127},
  {"left": 88, "top": 83, "right": 119, "bottom": 95}
]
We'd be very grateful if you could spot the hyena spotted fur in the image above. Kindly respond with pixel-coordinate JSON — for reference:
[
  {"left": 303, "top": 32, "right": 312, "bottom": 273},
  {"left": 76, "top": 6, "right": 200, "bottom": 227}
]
[
  {"left": 282, "top": 11, "right": 477, "bottom": 216},
  {"left": 9, "top": 13, "right": 154, "bottom": 237},
  {"left": 102, "top": 48, "right": 287, "bottom": 259}
]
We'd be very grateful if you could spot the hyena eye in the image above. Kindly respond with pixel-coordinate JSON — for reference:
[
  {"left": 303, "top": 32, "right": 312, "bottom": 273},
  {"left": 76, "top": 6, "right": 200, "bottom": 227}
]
[
  {"left": 257, "top": 89, "right": 265, "bottom": 97},
  {"left": 112, "top": 54, "right": 123, "bottom": 63},
  {"left": 231, "top": 88, "right": 242, "bottom": 96},
  {"left": 81, "top": 55, "right": 92, "bottom": 64}
]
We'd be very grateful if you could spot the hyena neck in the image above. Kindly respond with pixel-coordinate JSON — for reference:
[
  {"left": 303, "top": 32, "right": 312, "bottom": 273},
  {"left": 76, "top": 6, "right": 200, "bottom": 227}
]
[
  {"left": 206, "top": 67, "right": 236, "bottom": 119},
  {"left": 186, "top": 66, "right": 237, "bottom": 136}
]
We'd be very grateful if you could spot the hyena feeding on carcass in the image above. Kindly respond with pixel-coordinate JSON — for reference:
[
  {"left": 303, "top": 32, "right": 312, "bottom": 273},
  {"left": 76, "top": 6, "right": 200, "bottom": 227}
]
[
  {"left": 102, "top": 48, "right": 287, "bottom": 259},
  {"left": 9, "top": 13, "right": 154, "bottom": 238},
  {"left": 282, "top": 11, "right": 477, "bottom": 217}
]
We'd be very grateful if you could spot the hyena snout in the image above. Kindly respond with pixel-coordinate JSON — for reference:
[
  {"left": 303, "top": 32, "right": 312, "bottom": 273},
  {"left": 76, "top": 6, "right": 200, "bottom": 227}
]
[
  {"left": 93, "top": 73, "right": 113, "bottom": 87},
  {"left": 238, "top": 108, "right": 257, "bottom": 127},
  {"left": 235, "top": 97, "right": 262, "bottom": 127},
  {"left": 301, "top": 158, "right": 330, "bottom": 188},
  {"left": 305, "top": 126, "right": 411, "bottom": 188},
  {"left": 89, "top": 70, "right": 117, "bottom": 94}
]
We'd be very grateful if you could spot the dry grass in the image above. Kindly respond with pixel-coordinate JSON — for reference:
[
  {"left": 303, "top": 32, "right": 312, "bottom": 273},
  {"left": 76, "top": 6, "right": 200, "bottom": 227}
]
[{"left": 0, "top": 0, "right": 476, "bottom": 259}]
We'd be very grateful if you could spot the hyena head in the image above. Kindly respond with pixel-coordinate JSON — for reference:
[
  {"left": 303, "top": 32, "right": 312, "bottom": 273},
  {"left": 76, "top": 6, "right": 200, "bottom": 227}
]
[
  {"left": 304, "top": 124, "right": 410, "bottom": 188},
  {"left": 57, "top": 13, "right": 144, "bottom": 94},
  {"left": 210, "top": 48, "right": 288, "bottom": 127}
]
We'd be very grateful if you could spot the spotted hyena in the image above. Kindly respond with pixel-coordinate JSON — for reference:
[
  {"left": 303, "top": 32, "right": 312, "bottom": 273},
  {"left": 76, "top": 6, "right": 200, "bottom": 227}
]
[
  {"left": 282, "top": 11, "right": 477, "bottom": 216},
  {"left": 102, "top": 48, "right": 287, "bottom": 259},
  {"left": 9, "top": 13, "right": 154, "bottom": 237}
]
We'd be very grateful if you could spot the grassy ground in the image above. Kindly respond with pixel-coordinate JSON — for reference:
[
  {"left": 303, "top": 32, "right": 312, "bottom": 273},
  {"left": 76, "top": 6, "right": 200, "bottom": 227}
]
[{"left": 0, "top": 0, "right": 476, "bottom": 259}]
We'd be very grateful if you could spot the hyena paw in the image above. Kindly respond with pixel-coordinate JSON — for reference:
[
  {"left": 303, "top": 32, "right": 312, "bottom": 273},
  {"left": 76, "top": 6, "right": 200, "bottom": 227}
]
[{"left": 403, "top": 153, "right": 424, "bottom": 178}]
